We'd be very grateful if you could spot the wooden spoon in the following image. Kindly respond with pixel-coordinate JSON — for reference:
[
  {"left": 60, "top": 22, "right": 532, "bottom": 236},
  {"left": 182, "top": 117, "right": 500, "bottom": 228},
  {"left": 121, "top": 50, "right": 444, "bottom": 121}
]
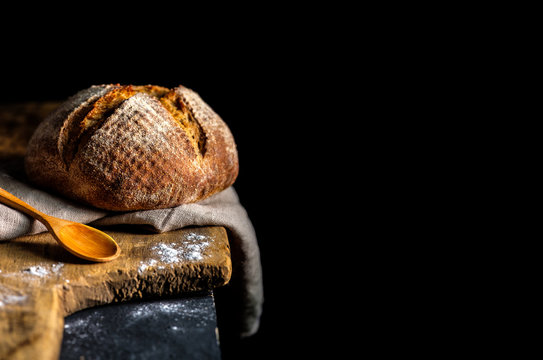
[{"left": 0, "top": 186, "right": 120, "bottom": 262}]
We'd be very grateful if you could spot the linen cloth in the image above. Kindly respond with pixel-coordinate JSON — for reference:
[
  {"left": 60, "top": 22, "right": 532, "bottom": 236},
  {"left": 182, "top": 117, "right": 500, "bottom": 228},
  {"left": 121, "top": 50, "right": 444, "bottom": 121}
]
[{"left": 0, "top": 162, "right": 263, "bottom": 338}]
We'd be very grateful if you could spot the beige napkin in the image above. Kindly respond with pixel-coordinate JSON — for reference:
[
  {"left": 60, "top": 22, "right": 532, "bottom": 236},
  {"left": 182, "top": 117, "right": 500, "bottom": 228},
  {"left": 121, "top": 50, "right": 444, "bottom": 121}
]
[{"left": 0, "top": 165, "right": 263, "bottom": 338}]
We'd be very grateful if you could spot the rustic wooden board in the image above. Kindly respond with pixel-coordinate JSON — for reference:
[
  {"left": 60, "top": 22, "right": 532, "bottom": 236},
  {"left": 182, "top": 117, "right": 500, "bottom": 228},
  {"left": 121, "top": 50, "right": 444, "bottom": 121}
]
[{"left": 0, "top": 226, "right": 232, "bottom": 359}]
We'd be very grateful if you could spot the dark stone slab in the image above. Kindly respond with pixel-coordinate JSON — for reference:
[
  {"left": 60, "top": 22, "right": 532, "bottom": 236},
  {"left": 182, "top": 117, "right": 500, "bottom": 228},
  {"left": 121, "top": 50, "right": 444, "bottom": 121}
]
[{"left": 60, "top": 292, "right": 220, "bottom": 360}]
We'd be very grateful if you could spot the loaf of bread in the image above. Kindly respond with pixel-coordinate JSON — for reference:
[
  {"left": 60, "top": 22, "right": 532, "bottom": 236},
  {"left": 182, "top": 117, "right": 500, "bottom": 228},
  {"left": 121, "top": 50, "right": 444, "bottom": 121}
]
[{"left": 24, "top": 84, "right": 239, "bottom": 211}]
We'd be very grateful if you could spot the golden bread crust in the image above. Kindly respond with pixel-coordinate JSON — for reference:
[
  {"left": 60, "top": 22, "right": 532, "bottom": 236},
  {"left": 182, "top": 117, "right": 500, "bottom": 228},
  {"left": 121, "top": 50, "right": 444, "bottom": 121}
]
[{"left": 24, "top": 84, "right": 238, "bottom": 211}]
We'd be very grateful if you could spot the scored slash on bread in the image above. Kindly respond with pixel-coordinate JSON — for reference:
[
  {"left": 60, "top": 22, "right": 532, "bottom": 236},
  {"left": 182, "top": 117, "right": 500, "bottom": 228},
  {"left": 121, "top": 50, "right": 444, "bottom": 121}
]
[{"left": 25, "top": 84, "right": 238, "bottom": 211}]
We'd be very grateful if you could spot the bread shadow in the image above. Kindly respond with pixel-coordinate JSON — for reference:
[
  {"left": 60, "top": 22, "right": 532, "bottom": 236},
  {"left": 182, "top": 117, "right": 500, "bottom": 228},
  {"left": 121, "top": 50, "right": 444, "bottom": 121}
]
[{"left": 94, "top": 223, "right": 159, "bottom": 235}]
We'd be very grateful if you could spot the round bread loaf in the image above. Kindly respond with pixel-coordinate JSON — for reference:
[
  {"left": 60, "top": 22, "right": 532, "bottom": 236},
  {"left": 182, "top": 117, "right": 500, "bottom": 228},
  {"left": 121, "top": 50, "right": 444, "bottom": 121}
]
[{"left": 24, "top": 84, "right": 239, "bottom": 211}]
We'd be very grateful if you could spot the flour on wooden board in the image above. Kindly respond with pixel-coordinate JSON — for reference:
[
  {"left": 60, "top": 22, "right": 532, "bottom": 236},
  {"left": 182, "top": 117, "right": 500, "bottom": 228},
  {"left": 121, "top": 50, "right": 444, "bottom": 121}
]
[
  {"left": 0, "top": 263, "right": 64, "bottom": 281},
  {"left": 22, "top": 263, "right": 64, "bottom": 278},
  {"left": 0, "top": 285, "right": 28, "bottom": 307},
  {"left": 138, "top": 232, "right": 211, "bottom": 274}
]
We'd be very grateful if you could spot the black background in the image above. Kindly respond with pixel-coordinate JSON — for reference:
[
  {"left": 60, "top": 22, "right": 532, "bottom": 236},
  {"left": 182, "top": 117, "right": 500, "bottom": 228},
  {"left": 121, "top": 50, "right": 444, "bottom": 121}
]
[{"left": 0, "top": 22, "right": 338, "bottom": 358}]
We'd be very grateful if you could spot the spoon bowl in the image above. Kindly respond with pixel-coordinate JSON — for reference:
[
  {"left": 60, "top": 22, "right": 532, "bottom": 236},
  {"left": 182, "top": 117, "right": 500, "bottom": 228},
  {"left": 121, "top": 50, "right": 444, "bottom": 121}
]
[
  {"left": 51, "top": 219, "right": 121, "bottom": 262},
  {"left": 0, "top": 186, "right": 120, "bottom": 262}
]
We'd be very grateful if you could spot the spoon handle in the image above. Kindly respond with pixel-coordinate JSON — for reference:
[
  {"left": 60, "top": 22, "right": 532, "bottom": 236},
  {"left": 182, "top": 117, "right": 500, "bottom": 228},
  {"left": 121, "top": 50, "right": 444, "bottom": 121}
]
[{"left": 0, "top": 186, "right": 49, "bottom": 224}]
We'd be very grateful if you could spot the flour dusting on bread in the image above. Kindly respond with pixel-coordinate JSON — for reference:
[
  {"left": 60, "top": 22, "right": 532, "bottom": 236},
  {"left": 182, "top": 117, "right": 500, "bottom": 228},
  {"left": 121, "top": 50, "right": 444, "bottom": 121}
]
[{"left": 25, "top": 84, "right": 239, "bottom": 211}]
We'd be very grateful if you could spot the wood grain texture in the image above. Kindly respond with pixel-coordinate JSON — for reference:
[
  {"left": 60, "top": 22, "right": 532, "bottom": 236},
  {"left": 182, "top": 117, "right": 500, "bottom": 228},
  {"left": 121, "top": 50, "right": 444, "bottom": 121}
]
[{"left": 0, "top": 226, "right": 232, "bottom": 360}]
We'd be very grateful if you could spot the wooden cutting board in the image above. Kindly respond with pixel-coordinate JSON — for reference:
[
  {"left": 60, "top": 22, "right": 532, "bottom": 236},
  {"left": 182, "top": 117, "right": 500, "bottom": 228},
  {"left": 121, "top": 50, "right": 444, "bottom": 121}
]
[
  {"left": 0, "top": 102, "right": 232, "bottom": 359},
  {"left": 0, "top": 226, "right": 232, "bottom": 360}
]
